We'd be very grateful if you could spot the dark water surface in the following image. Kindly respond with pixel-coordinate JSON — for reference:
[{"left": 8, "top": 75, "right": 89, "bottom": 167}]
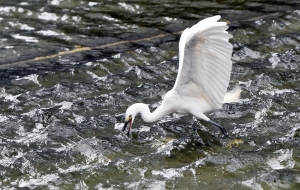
[{"left": 0, "top": 0, "right": 300, "bottom": 189}]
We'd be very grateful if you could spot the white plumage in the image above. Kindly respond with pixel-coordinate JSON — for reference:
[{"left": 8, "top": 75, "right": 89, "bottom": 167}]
[{"left": 123, "top": 15, "right": 241, "bottom": 137}]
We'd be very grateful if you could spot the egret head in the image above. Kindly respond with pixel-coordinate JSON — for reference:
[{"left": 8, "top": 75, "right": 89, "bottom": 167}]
[{"left": 122, "top": 104, "right": 138, "bottom": 134}]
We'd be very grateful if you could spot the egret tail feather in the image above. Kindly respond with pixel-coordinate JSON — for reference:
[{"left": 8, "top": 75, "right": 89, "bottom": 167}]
[{"left": 223, "top": 86, "right": 242, "bottom": 103}]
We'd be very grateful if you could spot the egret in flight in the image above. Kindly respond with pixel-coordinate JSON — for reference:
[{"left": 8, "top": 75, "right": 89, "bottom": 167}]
[{"left": 123, "top": 15, "right": 241, "bottom": 137}]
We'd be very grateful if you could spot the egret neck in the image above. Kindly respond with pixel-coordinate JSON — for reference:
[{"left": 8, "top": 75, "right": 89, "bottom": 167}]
[
  {"left": 122, "top": 103, "right": 171, "bottom": 136},
  {"left": 131, "top": 103, "right": 170, "bottom": 123}
]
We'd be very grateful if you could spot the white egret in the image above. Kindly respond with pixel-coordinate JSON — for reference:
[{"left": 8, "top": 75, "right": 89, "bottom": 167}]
[{"left": 123, "top": 15, "right": 241, "bottom": 137}]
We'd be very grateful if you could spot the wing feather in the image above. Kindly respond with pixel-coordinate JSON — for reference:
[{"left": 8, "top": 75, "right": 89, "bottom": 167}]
[
  {"left": 201, "top": 32, "right": 232, "bottom": 40},
  {"left": 205, "top": 63, "right": 229, "bottom": 82},
  {"left": 173, "top": 15, "right": 233, "bottom": 109},
  {"left": 203, "top": 50, "right": 231, "bottom": 72}
]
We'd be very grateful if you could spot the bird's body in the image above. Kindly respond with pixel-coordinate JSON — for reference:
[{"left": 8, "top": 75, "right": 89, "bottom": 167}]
[{"left": 123, "top": 15, "right": 241, "bottom": 136}]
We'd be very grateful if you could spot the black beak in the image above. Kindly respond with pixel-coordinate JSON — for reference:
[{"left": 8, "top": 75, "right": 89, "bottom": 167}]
[
  {"left": 122, "top": 118, "right": 132, "bottom": 136},
  {"left": 122, "top": 120, "right": 130, "bottom": 132}
]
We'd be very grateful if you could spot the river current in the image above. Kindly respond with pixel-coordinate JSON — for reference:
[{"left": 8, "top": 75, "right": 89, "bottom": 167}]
[{"left": 0, "top": 0, "right": 300, "bottom": 189}]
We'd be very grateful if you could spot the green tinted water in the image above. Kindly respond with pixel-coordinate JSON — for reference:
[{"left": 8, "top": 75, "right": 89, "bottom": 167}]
[{"left": 0, "top": 0, "right": 300, "bottom": 189}]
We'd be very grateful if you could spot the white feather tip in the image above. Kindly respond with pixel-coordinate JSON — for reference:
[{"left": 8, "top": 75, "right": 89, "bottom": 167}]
[{"left": 223, "top": 87, "right": 242, "bottom": 103}]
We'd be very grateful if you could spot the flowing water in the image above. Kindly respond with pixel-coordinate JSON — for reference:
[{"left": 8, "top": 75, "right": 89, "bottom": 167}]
[{"left": 0, "top": 0, "right": 300, "bottom": 189}]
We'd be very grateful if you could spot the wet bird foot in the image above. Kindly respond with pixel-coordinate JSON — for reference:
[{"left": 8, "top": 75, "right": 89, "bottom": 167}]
[
  {"left": 191, "top": 120, "right": 228, "bottom": 137},
  {"left": 191, "top": 121, "right": 201, "bottom": 138},
  {"left": 208, "top": 120, "right": 228, "bottom": 137},
  {"left": 192, "top": 123, "right": 197, "bottom": 133}
]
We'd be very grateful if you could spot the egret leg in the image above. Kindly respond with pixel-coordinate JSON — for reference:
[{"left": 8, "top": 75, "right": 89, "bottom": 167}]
[
  {"left": 192, "top": 123, "right": 197, "bottom": 133},
  {"left": 208, "top": 120, "right": 228, "bottom": 137},
  {"left": 188, "top": 115, "right": 197, "bottom": 133}
]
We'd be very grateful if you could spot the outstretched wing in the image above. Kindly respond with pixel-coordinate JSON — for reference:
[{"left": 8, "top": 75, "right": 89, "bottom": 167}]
[{"left": 173, "top": 15, "right": 233, "bottom": 109}]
